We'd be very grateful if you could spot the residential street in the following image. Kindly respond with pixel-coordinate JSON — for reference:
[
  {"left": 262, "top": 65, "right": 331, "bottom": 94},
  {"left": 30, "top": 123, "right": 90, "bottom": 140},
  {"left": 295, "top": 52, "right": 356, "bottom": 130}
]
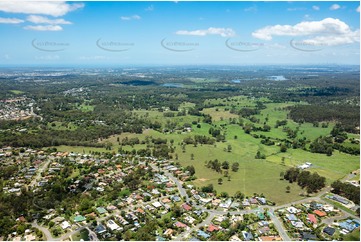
[{"left": 29, "top": 162, "right": 359, "bottom": 241}]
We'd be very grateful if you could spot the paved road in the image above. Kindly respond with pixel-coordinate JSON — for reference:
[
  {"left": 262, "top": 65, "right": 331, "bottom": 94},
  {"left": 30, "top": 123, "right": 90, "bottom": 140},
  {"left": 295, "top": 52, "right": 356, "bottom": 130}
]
[
  {"left": 267, "top": 208, "right": 291, "bottom": 241},
  {"left": 175, "top": 212, "right": 215, "bottom": 241},
  {"left": 29, "top": 160, "right": 51, "bottom": 188},
  {"left": 86, "top": 227, "right": 99, "bottom": 241},
  {"left": 30, "top": 162, "right": 359, "bottom": 241},
  {"left": 150, "top": 163, "right": 190, "bottom": 202},
  {"left": 31, "top": 220, "right": 53, "bottom": 241}
]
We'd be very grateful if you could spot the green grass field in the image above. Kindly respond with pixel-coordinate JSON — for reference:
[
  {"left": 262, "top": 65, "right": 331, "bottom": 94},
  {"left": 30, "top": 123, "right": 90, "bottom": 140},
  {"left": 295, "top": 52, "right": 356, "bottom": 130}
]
[
  {"left": 9, "top": 90, "right": 25, "bottom": 95},
  {"left": 343, "top": 228, "right": 360, "bottom": 241},
  {"left": 72, "top": 229, "right": 89, "bottom": 241},
  {"left": 47, "top": 121, "right": 78, "bottom": 131},
  {"left": 53, "top": 96, "right": 359, "bottom": 205},
  {"left": 78, "top": 104, "right": 95, "bottom": 112}
]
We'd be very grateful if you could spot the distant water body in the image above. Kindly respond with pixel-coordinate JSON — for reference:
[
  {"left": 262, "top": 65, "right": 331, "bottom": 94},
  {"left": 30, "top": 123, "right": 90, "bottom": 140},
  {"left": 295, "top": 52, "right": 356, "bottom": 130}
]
[
  {"left": 267, "top": 75, "right": 287, "bottom": 81},
  {"left": 161, "top": 83, "right": 184, "bottom": 88}
]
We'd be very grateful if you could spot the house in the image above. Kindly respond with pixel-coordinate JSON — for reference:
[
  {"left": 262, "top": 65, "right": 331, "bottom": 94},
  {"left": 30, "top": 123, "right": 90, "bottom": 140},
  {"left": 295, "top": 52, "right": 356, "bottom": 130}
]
[
  {"left": 61, "top": 221, "right": 71, "bottom": 230},
  {"left": 197, "top": 230, "right": 210, "bottom": 239},
  {"left": 323, "top": 227, "right": 336, "bottom": 236},
  {"left": 259, "top": 235, "right": 282, "bottom": 241},
  {"left": 323, "top": 204, "right": 334, "bottom": 212},
  {"left": 136, "top": 208, "right": 145, "bottom": 215},
  {"left": 286, "top": 206, "right": 299, "bottom": 214},
  {"left": 152, "top": 201, "right": 163, "bottom": 209},
  {"left": 314, "top": 210, "right": 327, "bottom": 217},
  {"left": 339, "top": 220, "right": 359, "bottom": 232},
  {"left": 207, "top": 224, "right": 219, "bottom": 232},
  {"left": 200, "top": 198, "right": 212, "bottom": 204},
  {"left": 328, "top": 194, "right": 350, "bottom": 205},
  {"left": 242, "top": 199, "right": 251, "bottom": 206},
  {"left": 219, "top": 198, "right": 232, "bottom": 209},
  {"left": 17, "top": 216, "right": 26, "bottom": 223},
  {"left": 162, "top": 198, "right": 171, "bottom": 203},
  {"left": 291, "top": 221, "right": 304, "bottom": 229},
  {"left": 214, "top": 215, "right": 226, "bottom": 223},
  {"left": 96, "top": 207, "right": 107, "bottom": 214},
  {"left": 258, "top": 212, "right": 265, "bottom": 220},
  {"left": 301, "top": 232, "right": 318, "bottom": 240},
  {"left": 85, "top": 212, "right": 96, "bottom": 218},
  {"left": 107, "top": 205, "right": 117, "bottom": 211},
  {"left": 194, "top": 210, "right": 203, "bottom": 216},
  {"left": 106, "top": 220, "right": 121, "bottom": 231},
  {"left": 189, "top": 237, "right": 200, "bottom": 241},
  {"left": 250, "top": 198, "right": 258, "bottom": 204},
  {"left": 174, "top": 221, "right": 187, "bottom": 228},
  {"left": 258, "top": 226, "right": 270, "bottom": 234},
  {"left": 95, "top": 224, "right": 106, "bottom": 234},
  {"left": 241, "top": 231, "right": 254, "bottom": 241},
  {"left": 258, "top": 221, "right": 269, "bottom": 227},
  {"left": 164, "top": 228, "right": 174, "bottom": 236},
  {"left": 182, "top": 203, "right": 192, "bottom": 211},
  {"left": 171, "top": 195, "right": 181, "bottom": 202},
  {"left": 285, "top": 214, "right": 298, "bottom": 221},
  {"left": 156, "top": 236, "right": 167, "bottom": 241},
  {"left": 257, "top": 197, "right": 267, "bottom": 205},
  {"left": 212, "top": 199, "right": 221, "bottom": 207},
  {"left": 73, "top": 215, "right": 86, "bottom": 223},
  {"left": 307, "top": 214, "right": 317, "bottom": 224},
  {"left": 152, "top": 189, "right": 160, "bottom": 195},
  {"left": 229, "top": 235, "right": 242, "bottom": 241},
  {"left": 231, "top": 202, "right": 240, "bottom": 209}
]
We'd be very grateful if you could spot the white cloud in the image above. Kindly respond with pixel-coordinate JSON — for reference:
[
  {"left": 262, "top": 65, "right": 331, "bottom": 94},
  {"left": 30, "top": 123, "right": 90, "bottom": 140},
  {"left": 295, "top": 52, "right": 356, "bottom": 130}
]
[
  {"left": 244, "top": 6, "right": 257, "bottom": 12},
  {"left": 252, "top": 18, "right": 359, "bottom": 46},
  {"left": 24, "top": 25, "right": 63, "bottom": 31},
  {"left": 301, "top": 30, "right": 360, "bottom": 46},
  {"left": 0, "top": 17, "right": 24, "bottom": 24},
  {"left": 176, "top": 27, "right": 236, "bottom": 37},
  {"left": 120, "top": 15, "right": 141, "bottom": 21},
  {"left": 145, "top": 5, "right": 154, "bottom": 11},
  {"left": 312, "top": 6, "right": 320, "bottom": 11},
  {"left": 357, "top": 6, "right": 360, "bottom": 12},
  {"left": 330, "top": 4, "right": 341, "bottom": 10},
  {"left": 27, "top": 15, "right": 72, "bottom": 25},
  {"left": 0, "top": 1, "right": 84, "bottom": 17},
  {"left": 287, "top": 7, "right": 306, "bottom": 11}
]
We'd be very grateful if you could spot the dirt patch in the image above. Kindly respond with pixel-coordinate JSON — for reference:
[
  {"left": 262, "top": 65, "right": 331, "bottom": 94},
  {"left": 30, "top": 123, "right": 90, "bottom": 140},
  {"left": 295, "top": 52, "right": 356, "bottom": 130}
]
[{"left": 197, "top": 178, "right": 209, "bottom": 182}]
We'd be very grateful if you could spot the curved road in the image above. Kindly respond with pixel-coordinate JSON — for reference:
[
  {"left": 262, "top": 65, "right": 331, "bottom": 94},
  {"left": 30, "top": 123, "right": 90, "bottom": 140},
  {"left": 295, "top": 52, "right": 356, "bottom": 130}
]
[{"left": 30, "top": 163, "right": 359, "bottom": 241}]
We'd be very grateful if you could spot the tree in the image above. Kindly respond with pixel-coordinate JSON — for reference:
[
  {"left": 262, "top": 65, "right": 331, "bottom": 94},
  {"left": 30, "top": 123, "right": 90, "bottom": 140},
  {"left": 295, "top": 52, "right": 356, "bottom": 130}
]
[
  {"left": 222, "top": 161, "right": 229, "bottom": 170},
  {"left": 185, "top": 165, "right": 195, "bottom": 176},
  {"left": 227, "top": 144, "right": 232, "bottom": 152},
  {"left": 286, "top": 186, "right": 290, "bottom": 193},
  {"left": 280, "top": 143, "right": 287, "bottom": 152},
  {"left": 234, "top": 191, "right": 245, "bottom": 200},
  {"left": 201, "top": 184, "right": 214, "bottom": 193},
  {"left": 255, "top": 151, "right": 265, "bottom": 159},
  {"left": 280, "top": 171, "right": 284, "bottom": 180},
  {"left": 190, "top": 153, "right": 194, "bottom": 160},
  {"left": 231, "top": 162, "right": 239, "bottom": 172},
  {"left": 218, "top": 178, "right": 223, "bottom": 185}
]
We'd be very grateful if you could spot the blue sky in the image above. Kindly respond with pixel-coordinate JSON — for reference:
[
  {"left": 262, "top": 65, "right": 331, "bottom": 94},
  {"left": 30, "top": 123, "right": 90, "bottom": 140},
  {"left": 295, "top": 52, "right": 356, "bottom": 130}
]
[{"left": 0, "top": 1, "right": 359, "bottom": 66}]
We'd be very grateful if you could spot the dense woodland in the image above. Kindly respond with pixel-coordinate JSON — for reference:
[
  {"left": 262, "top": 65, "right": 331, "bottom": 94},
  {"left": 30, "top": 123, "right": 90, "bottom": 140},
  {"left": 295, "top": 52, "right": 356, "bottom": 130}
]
[{"left": 0, "top": 66, "right": 359, "bottom": 153}]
